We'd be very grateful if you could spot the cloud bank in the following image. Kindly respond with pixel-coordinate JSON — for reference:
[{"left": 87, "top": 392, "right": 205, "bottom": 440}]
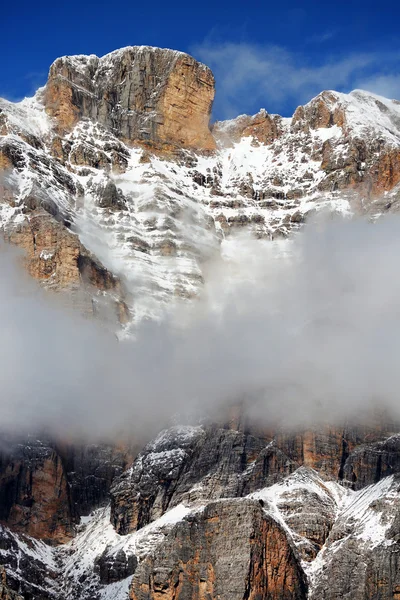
[{"left": 1, "top": 214, "right": 400, "bottom": 440}]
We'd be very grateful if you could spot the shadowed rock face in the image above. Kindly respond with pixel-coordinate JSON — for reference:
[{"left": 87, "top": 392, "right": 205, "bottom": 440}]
[
  {"left": 45, "top": 46, "right": 215, "bottom": 150},
  {"left": 0, "top": 567, "right": 23, "bottom": 600},
  {"left": 0, "top": 439, "right": 73, "bottom": 544},
  {"left": 129, "top": 500, "right": 308, "bottom": 600},
  {"left": 110, "top": 421, "right": 398, "bottom": 536},
  {"left": 0, "top": 437, "right": 137, "bottom": 544},
  {"left": 341, "top": 434, "right": 400, "bottom": 489}
]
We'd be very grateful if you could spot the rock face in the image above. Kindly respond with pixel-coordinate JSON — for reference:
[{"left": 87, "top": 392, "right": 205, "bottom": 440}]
[
  {"left": 1, "top": 441, "right": 400, "bottom": 600},
  {"left": 45, "top": 47, "right": 216, "bottom": 150},
  {"left": 4, "top": 208, "right": 115, "bottom": 291},
  {"left": 57, "top": 441, "right": 137, "bottom": 516},
  {"left": 110, "top": 422, "right": 397, "bottom": 536},
  {"left": 110, "top": 425, "right": 298, "bottom": 535},
  {"left": 309, "top": 474, "right": 400, "bottom": 600},
  {"left": 0, "top": 438, "right": 73, "bottom": 544},
  {"left": 0, "top": 568, "right": 23, "bottom": 600},
  {"left": 213, "top": 108, "right": 283, "bottom": 145},
  {"left": 129, "top": 500, "right": 308, "bottom": 600},
  {"left": 341, "top": 434, "right": 400, "bottom": 489},
  {"left": 0, "top": 436, "right": 137, "bottom": 544},
  {"left": 0, "top": 525, "right": 57, "bottom": 600}
]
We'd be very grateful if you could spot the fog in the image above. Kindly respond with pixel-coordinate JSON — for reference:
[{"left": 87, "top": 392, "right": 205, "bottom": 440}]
[{"left": 1, "top": 213, "right": 400, "bottom": 440}]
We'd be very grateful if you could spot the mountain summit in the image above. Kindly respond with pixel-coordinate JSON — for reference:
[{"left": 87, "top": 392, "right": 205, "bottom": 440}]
[{"left": 1, "top": 46, "right": 400, "bottom": 321}]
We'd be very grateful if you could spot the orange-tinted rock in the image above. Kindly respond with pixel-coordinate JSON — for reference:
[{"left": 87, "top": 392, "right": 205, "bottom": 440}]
[
  {"left": 45, "top": 47, "right": 215, "bottom": 150},
  {"left": 274, "top": 420, "right": 398, "bottom": 481},
  {"left": 0, "top": 440, "right": 73, "bottom": 544},
  {"left": 0, "top": 567, "right": 23, "bottom": 600},
  {"left": 4, "top": 208, "right": 121, "bottom": 293},
  {"left": 0, "top": 148, "right": 13, "bottom": 171},
  {"left": 372, "top": 149, "right": 400, "bottom": 195},
  {"left": 292, "top": 91, "right": 346, "bottom": 132},
  {"left": 213, "top": 109, "right": 282, "bottom": 146},
  {"left": 129, "top": 500, "right": 307, "bottom": 600}
]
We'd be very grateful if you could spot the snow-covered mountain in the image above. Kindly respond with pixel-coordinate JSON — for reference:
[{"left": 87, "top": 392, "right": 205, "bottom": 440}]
[
  {"left": 2, "top": 45, "right": 400, "bottom": 599},
  {"left": 2, "top": 46, "right": 400, "bottom": 324}
]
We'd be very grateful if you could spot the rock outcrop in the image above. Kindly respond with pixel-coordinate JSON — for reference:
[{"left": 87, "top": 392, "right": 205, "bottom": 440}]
[
  {"left": 3, "top": 53, "right": 400, "bottom": 321},
  {"left": 110, "top": 425, "right": 299, "bottom": 535},
  {"left": 0, "top": 436, "right": 137, "bottom": 544},
  {"left": 213, "top": 109, "right": 283, "bottom": 146},
  {"left": 341, "top": 434, "right": 400, "bottom": 489},
  {"left": 57, "top": 440, "right": 136, "bottom": 516},
  {"left": 110, "top": 422, "right": 397, "bottom": 536},
  {"left": 309, "top": 475, "right": 400, "bottom": 599},
  {"left": 45, "top": 47, "right": 215, "bottom": 150},
  {"left": 129, "top": 499, "right": 308, "bottom": 600},
  {"left": 0, "top": 568, "right": 23, "bottom": 600},
  {"left": 0, "top": 438, "right": 73, "bottom": 544},
  {"left": 0, "top": 526, "right": 57, "bottom": 600}
]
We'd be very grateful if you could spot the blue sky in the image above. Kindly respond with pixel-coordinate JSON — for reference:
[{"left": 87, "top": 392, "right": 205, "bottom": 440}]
[{"left": 2, "top": 0, "right": 400, "bottom": 120}]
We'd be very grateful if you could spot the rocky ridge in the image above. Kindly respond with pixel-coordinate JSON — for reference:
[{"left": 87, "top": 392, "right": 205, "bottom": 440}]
[
  {"left": 2, "top": 47, "right": 400, "bottom": 323},
  {"left": 2, "top": 425, "right": 400, "bottom": 599}
]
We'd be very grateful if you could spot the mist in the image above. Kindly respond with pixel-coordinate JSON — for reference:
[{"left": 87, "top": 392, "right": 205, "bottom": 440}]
[{"left": 1, "top": 213, "right": 400, "bottom": 440}]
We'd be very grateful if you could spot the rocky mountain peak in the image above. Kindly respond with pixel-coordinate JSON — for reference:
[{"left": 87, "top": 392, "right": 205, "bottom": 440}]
[{"left": 44, "top": 45, "right": 216, "bottom": 150}]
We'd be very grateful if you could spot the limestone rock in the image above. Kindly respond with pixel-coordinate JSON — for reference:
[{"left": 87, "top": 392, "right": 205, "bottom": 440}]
[
  {"left": 0, "top": 567, "right": 23, "bottom": 600},
  {"left": 129, "top": 499, "right": 308, "bottom": 600},
  {"left": 0, "top": 438, "right": 73, "bottom": 544},
  {"left": 45, "top": 47, "right": 215, "bottom": 150},
  {"left": 58, "top": 441, "right": 137, "bottom": 516},
  {"left": 213, "top": 109, "right": 283, "bottom": 146},
  {"left": 292, "top": 91, "right": 346, "bottom": 132},
  {"left": 309, "top": 474, "right": 400, "bottom": 600},
  {"left": 110, "top": 425, "right": 300, "bottom": 535},
  {"left": 341, "top": 434, "right": 400, "bottom": 489},
  {"left": 0, "top": 523, "right": 57, "bottom": 599}
]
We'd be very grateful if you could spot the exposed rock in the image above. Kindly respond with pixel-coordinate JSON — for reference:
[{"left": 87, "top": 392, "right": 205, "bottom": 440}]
[
  {"left": 45, "top": 47, "right": 215, "bottom": 150},
  {"left": 0, "top": 523, "right": 58, "bottom": 599},
  {"left": 96, "top": 548, "right": 137, "bottom": 584},
  {"left": 252, "top": 467, "right": 339, "bottom": 562},
  {"left": 213, "top": 109, "right": 283, "bottom": 146},
  {"left": 3, "top": 46, "right": 400, "bottom": 600},
  {"left": 57, "top": 441, "right": 136, "bottom": 516},
  {"left": 129, "top": 499, "right": 308, "bottom": 600},
  {"left": 0, "top": 438, "right": 73, "bottom": 544},
  {"left": 0, "top": 567, "right": 23, "bottom": 600},
  {"left": 292, "top": 91, "right": 346, "bottom": 132},
  {"left": 274, "top": 422, "right": 397, "bottom": 482},
  {"left": 341, "top": 434, "right": 400, "bottom": 489},
  {"left": 309, "top": 475, "right": 400, "bottom": 600},
  {"left": 2, "top": 208, "right": 128, "bottom": 322}
]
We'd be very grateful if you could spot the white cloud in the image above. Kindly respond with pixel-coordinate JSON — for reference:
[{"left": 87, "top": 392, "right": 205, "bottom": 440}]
[
  {"left": 191, "top": 40, "right": 400, "bottom": 119},
  {"left": 5, "top": 215, "right": 400, "bottom": 438},
  {"left": 306, "top": 30, "right": 339, "bottom": 44},
  {"left": 355, "top": 73, "right": 400, "bottom": 101}
]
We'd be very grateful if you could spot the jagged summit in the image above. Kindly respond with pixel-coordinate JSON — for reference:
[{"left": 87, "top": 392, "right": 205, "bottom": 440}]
[
  {"left": 44, "top": 44, "right": 216, "bottom": 150},
  {"left": 53, "top": 45, "right": 207, "bottom": 70},
  {"left": 2, "top": 56, "right": 400, "bottom": 324}
]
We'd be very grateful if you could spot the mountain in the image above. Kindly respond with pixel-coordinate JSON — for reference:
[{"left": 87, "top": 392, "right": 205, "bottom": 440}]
[
  {"left": 2, "top": 45, "right": 400, "bottom": 599},
  {"left": 2, "top": 45, "right": 400, "bottom": 322}
]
